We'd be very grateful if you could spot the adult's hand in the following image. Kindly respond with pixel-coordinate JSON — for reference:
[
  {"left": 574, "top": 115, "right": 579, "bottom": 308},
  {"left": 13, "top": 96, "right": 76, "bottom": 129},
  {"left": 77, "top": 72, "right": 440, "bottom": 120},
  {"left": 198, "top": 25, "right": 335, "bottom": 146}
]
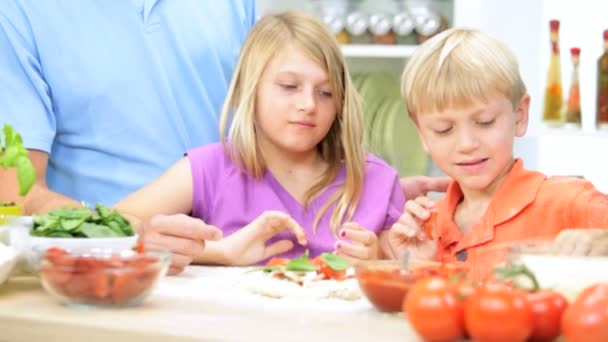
[
  {"left": 550, "top": 228, "right": 608, "bottom": 256},
  {"left": 138, "top": 214, "right": 222, "bottom": 275},
  {"left": 399, "top": 176, "right": 450, "bottom": 200}
]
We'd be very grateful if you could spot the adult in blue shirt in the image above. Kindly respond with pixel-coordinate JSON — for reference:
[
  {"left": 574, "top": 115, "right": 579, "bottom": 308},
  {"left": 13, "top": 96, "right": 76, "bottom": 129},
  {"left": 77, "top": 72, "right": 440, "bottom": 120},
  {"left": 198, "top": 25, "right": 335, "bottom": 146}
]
[
  {"left": 0, "top": 1, "right": 448, "bottom": 274},
  {"left": 0, "top": 0, "right": 255, "bottom": 274},
  {"left": 0, "top": 0, "right": 254, "bottom": 207}
]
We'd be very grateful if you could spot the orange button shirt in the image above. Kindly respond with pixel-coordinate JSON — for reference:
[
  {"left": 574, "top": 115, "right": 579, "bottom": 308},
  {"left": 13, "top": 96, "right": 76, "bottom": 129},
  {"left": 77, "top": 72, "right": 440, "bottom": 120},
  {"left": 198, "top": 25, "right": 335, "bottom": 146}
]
[{"left": 433, "top": 159, "right": 608, "bottom": 280}]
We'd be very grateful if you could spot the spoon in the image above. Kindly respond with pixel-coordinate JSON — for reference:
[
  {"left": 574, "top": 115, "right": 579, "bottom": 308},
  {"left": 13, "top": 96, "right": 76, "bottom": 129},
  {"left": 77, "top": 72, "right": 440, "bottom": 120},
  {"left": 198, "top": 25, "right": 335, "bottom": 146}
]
[{"left": 400, "top": 249, "right": 410, "bottom": 274}]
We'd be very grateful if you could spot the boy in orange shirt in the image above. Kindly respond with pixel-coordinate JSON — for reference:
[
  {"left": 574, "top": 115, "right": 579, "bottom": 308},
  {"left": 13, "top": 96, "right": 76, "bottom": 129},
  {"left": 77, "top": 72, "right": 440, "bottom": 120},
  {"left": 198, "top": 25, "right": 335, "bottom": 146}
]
[{"left": 388, "top": 28, "right": 608, "bottom": 279}]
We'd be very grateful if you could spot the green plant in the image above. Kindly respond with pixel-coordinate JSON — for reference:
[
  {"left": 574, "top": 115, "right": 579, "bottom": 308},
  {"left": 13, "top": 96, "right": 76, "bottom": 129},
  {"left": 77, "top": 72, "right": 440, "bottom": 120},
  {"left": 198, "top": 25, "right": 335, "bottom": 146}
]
[{"left": 0, "top": 124, "right": 35, "bottom": 197}]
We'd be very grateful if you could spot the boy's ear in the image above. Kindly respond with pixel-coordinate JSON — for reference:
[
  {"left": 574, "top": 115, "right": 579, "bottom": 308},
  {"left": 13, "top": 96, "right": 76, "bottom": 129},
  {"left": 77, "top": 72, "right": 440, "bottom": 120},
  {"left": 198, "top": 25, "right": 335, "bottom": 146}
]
[{"left": 514, "top": 94, "right": 530, "bottom": 137}]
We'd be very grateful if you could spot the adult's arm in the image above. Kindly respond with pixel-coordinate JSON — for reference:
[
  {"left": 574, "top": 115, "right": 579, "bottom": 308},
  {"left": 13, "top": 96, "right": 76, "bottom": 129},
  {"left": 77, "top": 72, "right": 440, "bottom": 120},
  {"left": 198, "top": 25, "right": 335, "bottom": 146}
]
[{"left": 0, "top": 150, "right": 79, "bottom": 213}]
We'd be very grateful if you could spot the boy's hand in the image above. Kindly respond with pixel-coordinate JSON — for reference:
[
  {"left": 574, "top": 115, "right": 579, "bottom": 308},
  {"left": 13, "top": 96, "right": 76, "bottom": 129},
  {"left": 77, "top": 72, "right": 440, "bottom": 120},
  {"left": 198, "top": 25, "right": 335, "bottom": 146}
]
[
  {"left": 550, "top": 228, "right": 608, "bottom": 256},
  {"left": 388, "top": 196, "right": 438, "bottom": 262},
  {"left": 335, "top": 222, "right": 379, "bottom": 263},
  {"left": 222, "top": 211, "right": 307, "bottom": 266}
]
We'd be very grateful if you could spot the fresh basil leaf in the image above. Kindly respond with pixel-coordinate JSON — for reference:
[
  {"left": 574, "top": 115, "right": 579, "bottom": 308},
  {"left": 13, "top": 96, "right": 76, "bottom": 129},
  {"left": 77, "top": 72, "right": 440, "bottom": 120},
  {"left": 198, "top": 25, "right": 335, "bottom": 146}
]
[
  {"left": 60, "top": 218, "right": 85, "bottom": 232},
  {"left": 321, "top": 253, "right": 350, "bottom": 271},
  {"left": 45, "top": 231, "right": 73, "bottom": 238},
  {"left": 286, "top": 251, "right": 317, "bottom": 272},
  {"left": 80, "top": 222, "right": 123, "bottom": 238}
]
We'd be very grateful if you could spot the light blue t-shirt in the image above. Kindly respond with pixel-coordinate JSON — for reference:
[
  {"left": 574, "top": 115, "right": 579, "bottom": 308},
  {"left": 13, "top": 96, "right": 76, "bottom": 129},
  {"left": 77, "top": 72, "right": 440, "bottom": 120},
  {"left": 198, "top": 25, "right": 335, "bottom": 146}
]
[{"left": 0, "top": 0, "right": 255, "bottom": 205}]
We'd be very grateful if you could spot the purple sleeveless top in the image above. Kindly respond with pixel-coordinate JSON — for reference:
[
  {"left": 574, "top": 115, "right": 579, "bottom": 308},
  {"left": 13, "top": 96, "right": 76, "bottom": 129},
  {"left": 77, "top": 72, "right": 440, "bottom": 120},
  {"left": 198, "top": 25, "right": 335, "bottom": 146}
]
[{"left": 186, "top": 143, "right": 405, "bottom": 260}]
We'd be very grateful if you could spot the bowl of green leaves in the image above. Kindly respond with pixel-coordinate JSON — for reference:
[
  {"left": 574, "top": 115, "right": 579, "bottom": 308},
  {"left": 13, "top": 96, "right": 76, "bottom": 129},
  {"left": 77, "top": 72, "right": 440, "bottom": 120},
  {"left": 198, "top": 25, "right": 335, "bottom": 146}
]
[
  {"left": 23, "top": 204, "right": 137, "bottom": 272},
  {"left": 29, "top": 203, "right": 137, "bottom": 250}
]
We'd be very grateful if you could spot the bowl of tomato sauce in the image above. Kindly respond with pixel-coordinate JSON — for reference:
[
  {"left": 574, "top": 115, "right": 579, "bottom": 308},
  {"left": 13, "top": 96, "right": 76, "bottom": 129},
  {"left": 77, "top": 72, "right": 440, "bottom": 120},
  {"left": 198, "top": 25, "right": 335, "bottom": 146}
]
[
  {"left": 39, "top": 246, "right": 170, "bottom": 308},
  {"left": 355, "top": 260, "right": 468, "bottom": 312}
]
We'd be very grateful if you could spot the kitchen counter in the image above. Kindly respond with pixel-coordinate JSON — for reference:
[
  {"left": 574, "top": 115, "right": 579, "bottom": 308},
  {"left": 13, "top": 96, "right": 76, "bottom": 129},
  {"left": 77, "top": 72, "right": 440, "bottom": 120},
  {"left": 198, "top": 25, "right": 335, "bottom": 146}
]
[{"left": 0, "top": 266, "right": 418, "bottom": 341}]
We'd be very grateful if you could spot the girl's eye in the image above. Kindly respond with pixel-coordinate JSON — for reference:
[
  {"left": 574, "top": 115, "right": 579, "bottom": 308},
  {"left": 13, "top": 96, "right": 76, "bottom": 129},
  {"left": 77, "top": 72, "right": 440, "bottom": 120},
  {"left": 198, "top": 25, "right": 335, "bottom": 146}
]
[
  {"left": 319, "top": 90, "right": 332, "bottom": 97},
  {"left": 280, "top": 84, "right": 297, "bottom": 90}
]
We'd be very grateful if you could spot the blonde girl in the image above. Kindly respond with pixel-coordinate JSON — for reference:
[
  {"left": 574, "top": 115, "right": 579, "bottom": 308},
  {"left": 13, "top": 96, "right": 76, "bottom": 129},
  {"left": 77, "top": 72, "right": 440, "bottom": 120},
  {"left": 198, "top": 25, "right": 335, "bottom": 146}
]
[{"left": 116, "top": 12, "right": 405, "bottom": 267}]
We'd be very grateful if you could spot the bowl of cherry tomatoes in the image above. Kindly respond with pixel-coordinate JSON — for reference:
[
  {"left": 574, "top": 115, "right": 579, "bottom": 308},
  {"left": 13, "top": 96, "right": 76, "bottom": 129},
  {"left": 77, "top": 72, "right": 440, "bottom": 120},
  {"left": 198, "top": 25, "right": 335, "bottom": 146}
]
[{"left": 39, "top": 246, "right": 170, "bottom": 308}]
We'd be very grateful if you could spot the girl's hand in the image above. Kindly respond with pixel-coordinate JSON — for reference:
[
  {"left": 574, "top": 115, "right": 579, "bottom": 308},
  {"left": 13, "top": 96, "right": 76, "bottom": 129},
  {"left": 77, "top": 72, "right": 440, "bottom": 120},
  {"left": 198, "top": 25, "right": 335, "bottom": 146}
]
[
  {"left": 388, "top": 196, "right": 438, "bottom": 262},
  {"left": 550, "top": 228, "right": 608, "bottom": 256},
  {"left": 222, "top": 211, "right": 308, "bottom": 266},
  {"left": 335, "top": 222, "right": 379, "bottom": 263}
]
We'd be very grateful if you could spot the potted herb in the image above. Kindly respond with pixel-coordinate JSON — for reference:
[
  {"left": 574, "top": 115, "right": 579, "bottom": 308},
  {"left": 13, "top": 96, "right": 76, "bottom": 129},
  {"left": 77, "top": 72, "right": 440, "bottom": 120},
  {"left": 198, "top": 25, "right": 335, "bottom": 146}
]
[{"left": 0, "top": 124, "right": 35, "bottom": 222}]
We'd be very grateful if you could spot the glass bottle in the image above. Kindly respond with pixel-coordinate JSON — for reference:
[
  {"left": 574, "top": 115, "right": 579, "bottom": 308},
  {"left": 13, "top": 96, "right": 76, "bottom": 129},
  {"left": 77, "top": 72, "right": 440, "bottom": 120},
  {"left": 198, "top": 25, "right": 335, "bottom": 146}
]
[
  {"left": 345, "top": 11, "right": 370, "bottom": 44},
  {"left": 597, "top": 30, "right": 608, "bottom": 130},
  {"left": 542, "top": 20, "right": 564, "bottom": 126},
  {"left": 369, "top": 13, "right": 396, "bottom": 45},
  {"left": 392, "top": 12, "right": 417, "bottom": 45},
  {"left": 565, "top": 47, "right": 582, "bottom": 127},
  {"left": 323, "top": 14, "right": 350, "bottom": 44}
]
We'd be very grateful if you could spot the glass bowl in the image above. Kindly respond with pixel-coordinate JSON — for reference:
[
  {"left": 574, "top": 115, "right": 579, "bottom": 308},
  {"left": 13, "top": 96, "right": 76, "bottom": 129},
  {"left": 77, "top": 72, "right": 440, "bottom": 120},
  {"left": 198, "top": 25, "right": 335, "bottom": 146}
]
[
  {"left": 354, "top": 260, "right": 467, "bottom": 312},
  {"left": 39, "top": 246, "right": 170, "bottom": 308},
  {"left": 508, "top": 241, "right": 608, "bottom": 296}
]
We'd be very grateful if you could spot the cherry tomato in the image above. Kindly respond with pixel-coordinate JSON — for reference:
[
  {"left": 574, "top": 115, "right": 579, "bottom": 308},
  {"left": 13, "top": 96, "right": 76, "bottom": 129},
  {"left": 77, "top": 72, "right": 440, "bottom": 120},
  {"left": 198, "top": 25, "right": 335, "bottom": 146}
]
[
  {"left": 526, "top": 290, "right": 569, "bottom": 342},
  {"left": 312, "top": 256, "right": 346, "bottom": 280},
  {"left": 464, "top": 282, "right": 533, "bottom": 342},
  {"left": 562, "top": 283, "right": 608, "bottom": 342},
  {"left": 404, "top": 277, "right": 465, "bottom": 342}
]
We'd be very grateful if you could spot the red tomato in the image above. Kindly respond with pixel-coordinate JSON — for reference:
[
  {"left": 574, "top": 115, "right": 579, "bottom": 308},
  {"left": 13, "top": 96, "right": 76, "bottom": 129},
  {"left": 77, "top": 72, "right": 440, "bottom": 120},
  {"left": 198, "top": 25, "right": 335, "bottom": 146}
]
[
  {"left": 562, "top": 284, "right": 608, "bottom": 342},
  {"left": 464, "top": 282, "right": 533, "bottom": 342},
  {"left": 265, "top": 257, "right": 289, "bottom": 267},
  {"left": 526, "top": 290, "right": 569, "bottom": 342},
  {"left": 312, "top": 256, "right": 346, "bottom": 280},
  {"left": 404, "top": 277, "right": 465, "bottom": 342}
]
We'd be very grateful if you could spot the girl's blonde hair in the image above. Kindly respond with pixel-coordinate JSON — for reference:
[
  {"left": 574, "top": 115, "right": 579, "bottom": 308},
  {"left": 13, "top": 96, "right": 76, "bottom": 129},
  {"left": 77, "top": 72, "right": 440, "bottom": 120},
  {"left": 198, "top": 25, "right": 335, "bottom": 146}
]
[
  {"left": 401, "top": 28, "right": 527, "bottom": 120},
  {"left": 219, "top": 11, "right": 366, "bottom": 233}
]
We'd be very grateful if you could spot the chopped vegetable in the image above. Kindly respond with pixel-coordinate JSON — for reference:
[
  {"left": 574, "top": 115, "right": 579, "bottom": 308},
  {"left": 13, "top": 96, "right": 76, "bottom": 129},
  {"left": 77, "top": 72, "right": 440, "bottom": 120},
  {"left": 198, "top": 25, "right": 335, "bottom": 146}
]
[{"left": 260, "top": 251, "right": 351, "bottom": 280}]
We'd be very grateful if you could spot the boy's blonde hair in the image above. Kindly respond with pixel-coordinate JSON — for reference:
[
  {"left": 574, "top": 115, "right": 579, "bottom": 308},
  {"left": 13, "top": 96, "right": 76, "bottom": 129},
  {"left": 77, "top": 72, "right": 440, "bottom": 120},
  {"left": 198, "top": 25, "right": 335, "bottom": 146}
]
[
  {"left": 219, "top": 11, "right": 366, "bottom": 233},
  {"left": 401, "top": 28, "right": 526, "bottom": 120}
]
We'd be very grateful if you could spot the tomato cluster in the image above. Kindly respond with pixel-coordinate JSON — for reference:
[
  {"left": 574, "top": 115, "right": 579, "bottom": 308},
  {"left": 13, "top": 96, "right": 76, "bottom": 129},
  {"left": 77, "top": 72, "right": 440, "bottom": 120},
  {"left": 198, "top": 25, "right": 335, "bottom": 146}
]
[
  {"left": 405, "top": 276, "right": 608, "bottom": 342},
  {"left": 41, "top": 247, "right": 161, "bottom": 306}
]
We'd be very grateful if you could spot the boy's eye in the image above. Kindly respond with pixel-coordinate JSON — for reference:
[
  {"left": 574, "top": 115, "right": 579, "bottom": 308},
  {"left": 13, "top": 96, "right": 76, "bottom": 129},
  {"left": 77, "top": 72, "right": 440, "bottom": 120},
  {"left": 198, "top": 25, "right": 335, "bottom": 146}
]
[
  {"left": 477, "top": 118, "right": 495, "bottom": 126},
  {"left": 433, "top": 127, "right": 452, "bottom": 135}
]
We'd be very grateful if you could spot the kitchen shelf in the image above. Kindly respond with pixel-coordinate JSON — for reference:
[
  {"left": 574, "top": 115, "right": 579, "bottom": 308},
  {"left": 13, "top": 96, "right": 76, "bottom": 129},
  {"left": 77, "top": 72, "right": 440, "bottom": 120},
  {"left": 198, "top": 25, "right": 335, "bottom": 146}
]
[{"left": 341, "top": 44, "right": 418, "bottom": 58}]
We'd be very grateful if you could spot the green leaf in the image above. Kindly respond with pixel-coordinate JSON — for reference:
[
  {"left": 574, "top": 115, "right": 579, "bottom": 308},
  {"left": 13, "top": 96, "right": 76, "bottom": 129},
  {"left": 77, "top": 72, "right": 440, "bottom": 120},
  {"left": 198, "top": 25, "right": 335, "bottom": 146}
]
[
  {"left": 15, "top": 155, "right": 35, "bottom": 196},
  {"left": 320, "top": 253, "right": 350, "bottom": 271},
  {"left": 45, "top": 231, "right": 73, "bottom": 238},
  {"left": 60, "top": 218, "right": 85, "bottom": 232},
  {"left": 0, "top": 125, "right": 36, "bottom": 196},
  {"left": 80, "top": 222, "right": 123, "bottom": 238},
  {"left": 285, "top": 251, "right": 317, "bottom": 272}
]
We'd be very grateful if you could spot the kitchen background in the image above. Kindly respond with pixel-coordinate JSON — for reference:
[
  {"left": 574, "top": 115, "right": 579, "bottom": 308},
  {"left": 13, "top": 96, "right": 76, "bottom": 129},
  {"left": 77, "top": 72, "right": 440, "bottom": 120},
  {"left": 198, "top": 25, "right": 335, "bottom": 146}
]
[{"left": 257, "top": 0, "right": 608, "bottom": 193}]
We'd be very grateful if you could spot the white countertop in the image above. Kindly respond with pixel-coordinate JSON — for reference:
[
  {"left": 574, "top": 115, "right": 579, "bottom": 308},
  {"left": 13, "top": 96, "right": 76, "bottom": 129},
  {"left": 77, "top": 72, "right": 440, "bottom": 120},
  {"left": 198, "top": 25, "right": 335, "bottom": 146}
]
[{"left": 0, "top": 266, "right": 420, "bottom": 342}]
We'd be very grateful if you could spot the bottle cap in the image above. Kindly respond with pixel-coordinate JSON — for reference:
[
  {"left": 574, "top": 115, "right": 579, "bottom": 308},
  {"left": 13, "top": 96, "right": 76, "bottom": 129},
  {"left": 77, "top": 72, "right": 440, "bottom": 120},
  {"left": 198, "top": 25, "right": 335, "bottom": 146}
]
[
  {"left": 570, "top": 47, "right": 580, "bottom": 56},
  {"left": 550, "top": 20, "right": 560, "bottom": 32},
  {"left": 604, "top": 29, "right": 608, "bottom": 41}
]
